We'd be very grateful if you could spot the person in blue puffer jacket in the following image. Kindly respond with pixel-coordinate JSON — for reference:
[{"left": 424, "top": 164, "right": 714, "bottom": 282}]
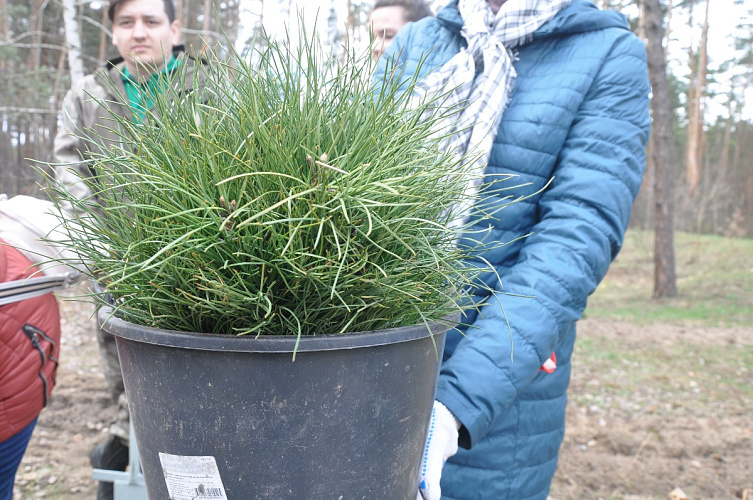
[{"left": 373, "top": 1, "right": 651, "bottom": 499}]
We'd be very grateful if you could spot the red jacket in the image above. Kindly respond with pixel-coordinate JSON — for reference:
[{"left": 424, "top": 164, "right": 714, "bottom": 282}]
[{"left": 0, "top": 240, "right": 61, "bottom": 442}]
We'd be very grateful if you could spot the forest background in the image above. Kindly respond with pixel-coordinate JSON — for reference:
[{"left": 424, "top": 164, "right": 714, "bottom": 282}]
[{"left": 0, "top": 0, "right": 751, "bottom": 289}]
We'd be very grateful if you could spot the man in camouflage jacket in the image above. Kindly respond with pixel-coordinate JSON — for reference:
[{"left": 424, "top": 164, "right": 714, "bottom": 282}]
[{"left": 54, "top": 1, "right": 208, "bottom": 498}]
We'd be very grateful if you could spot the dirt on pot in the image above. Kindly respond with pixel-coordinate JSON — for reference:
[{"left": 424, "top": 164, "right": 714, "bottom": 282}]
[{"left": 12, "top": 286, "right": 753, "bottom": 500}]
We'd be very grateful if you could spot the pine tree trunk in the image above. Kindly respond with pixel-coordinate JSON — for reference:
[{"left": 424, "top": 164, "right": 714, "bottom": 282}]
[
  {"left": 0, "top": 0, "right": 7, "bottom": 71},
  {"left": 203, "top": 0, "right": 212, "bottom": 50},
  {"left": 179, "top": 0, "right": 190, "bottom": 45},
  {"left": 346, "top": 0, "right": 354, "bottom": 50},
  {"left": 52, "top": 45, "right": 68, "bottom": 118},
  {"left": 719, "top": 91, "right": 733, "bottom": 178},
  {"left": 29, "top": 0, "right": 44, "bottom": 71},
  {"left": 685, "top": 0, "right": 709, "bottom": 196},
  {"left": 98, "top": 5, "right": 109, "bottom": 63},
  {"left": 642, "top": 0, "right": 677, "bottom": 298}
]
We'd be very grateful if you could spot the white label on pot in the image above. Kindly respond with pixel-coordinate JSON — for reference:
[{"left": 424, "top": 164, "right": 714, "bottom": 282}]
[{"left": 158, "top": 452, "right": 228, "bottom": 500}]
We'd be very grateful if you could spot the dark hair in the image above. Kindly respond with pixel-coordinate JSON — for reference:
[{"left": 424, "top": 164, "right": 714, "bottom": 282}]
[
  {"left": 371, "top": 0, "right": 433, "bottom": 23},
  {"left": 108, "top": 0, "right": 176, "bottom": 23}
]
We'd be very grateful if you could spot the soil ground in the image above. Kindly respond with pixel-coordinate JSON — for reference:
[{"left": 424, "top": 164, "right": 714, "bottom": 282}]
[{"left": 12, "top": 285, "right": 753, "bottom": 500}]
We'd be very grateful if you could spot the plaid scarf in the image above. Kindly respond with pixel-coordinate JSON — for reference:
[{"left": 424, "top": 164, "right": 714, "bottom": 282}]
[{"left": 418, "top": 0, "right": 571, "bottom": 224}]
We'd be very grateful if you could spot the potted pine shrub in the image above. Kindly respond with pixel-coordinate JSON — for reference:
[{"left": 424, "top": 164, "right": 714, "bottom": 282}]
[{"left": 53, "top": 34, "right": 505, "bottom": 500}]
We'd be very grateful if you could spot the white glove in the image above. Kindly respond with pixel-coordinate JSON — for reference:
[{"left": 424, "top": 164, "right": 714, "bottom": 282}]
[{"left": 416, "top": 400, "right": 461, "bottom": 500}]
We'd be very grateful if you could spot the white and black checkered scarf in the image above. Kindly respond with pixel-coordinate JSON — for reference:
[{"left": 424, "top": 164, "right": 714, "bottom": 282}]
[{"left": 418, "top": 0, "right": 571, "bottom": 224}]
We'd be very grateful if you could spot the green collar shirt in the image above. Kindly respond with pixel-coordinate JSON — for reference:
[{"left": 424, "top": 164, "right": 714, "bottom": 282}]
[{"left": 122, "top": 56, "right": 180, "bottom": 122}]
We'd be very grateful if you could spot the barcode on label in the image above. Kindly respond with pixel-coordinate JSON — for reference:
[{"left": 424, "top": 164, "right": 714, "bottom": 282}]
[{"left": 194, "top": 487, "right": 224, "bottom": 497}]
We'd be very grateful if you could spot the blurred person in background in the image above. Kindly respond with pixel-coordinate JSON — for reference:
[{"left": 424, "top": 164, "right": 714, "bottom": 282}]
[
  {"left": 53, "top": 0, "right": 208, "bottom": 498},
  {"left": 369, "top": 0, "right": 434, "bottom": 61}
]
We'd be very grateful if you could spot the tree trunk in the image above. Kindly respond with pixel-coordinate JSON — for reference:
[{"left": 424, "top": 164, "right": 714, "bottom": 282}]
[
  {"left": 642, "top": 0, "right": 677, "bottom": 298},
  {"left": 52, "top": 45, "right": 68, "bottom": 119},
  {"left": 719, "top": 90, "right": 734, "bottom": 178},
  {"left": 346, "top": 0, "right": 354, "bottom": 50},
  {"left": 0, "top": 0, "right": 5, "bottom": 73},
  {"left": 98, "top": 5, "right": 109, "bottom": 63},
  {"left": 179, "top": 0, "right": 190, "bottom": 46},
  {"left": 685, "top": 0, "right": 709, "bottom": 196},
  {"left": 62, "top": 0, "right": 85, "bottom": 83},
  {"left": 252, "top": 0, "right": 265, "bottom": 56},
  {"left": 225, "top": 0, "right": 239, "bottom": 47},
  {"left": 0, "top": 0, "right": 6, "bottom": 71},
  {"left": 0, "top": 0, "right": 6, "bottom": 38},
  {"left": 202, "top": 0, "right": 212, "bottom": 50},
  {"left": 29, "top": 0, "right": 46, "bottom": 71}
]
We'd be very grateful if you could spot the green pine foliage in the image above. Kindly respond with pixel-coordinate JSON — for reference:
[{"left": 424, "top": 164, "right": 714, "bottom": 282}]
[{"left": 54, "top": 34, "right": 507, "bottom": 338}]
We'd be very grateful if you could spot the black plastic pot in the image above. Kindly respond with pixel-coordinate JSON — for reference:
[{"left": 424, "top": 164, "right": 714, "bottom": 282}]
[{"left": 99, "top": 307, "right": 451, "bottom": 500}]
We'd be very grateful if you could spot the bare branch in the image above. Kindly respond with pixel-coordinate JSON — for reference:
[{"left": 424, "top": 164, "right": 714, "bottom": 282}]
[
  {"left": 181, "top": 27, "right": 226, "bottom": 39},
  {"left": 0, "top": 31, "right": 49, "bottom": 47}
]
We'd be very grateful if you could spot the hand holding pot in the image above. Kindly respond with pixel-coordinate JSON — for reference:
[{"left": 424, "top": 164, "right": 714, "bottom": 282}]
[{"left": 416, "top": 400, "right": 461, "bottom": 500}]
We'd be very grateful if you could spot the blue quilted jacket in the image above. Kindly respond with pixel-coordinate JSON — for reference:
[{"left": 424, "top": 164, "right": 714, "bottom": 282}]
[{"left": 374, "top": 1, "right": 651, "bottom": 499}]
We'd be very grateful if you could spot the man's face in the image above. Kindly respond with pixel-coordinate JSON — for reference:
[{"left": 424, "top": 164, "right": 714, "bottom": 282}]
[
  {"left": 111, "top": 0, "right": 180, "bottom": 79},
  {"left": 370, "top": 5, "right": 407, "bottom": 61}
]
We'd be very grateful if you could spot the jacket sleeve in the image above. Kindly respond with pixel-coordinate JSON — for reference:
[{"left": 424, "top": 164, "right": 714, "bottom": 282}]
[
  {"left": 435, "top": 32, "right": 651, "bottom": 448},
  {"left": 53, "top": 84, "right": 95, "bottom": 202}
]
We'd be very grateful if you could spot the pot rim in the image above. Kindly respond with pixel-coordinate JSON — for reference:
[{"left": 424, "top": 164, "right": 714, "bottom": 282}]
[{"left": 98, "top": 306, "right": 458, "bottom": 353}]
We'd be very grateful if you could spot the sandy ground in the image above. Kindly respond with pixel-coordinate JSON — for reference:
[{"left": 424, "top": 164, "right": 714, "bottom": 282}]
[
  {"left": 553, "top": 318, "right": 753, "bottom": 500},
  {"left": 12, "top": 288, "right": 753, "bottom": 499}
]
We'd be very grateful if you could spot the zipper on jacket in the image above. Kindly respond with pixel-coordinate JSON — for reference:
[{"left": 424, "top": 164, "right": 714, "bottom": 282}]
[
  {"left": 27, "top": 324, "right": 59, "bottom": 363},
  {"left": 22, "top": 324, "right": 57, "bottom": 407}
]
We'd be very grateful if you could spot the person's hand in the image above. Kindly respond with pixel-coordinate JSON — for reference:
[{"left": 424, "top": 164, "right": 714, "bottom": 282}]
[{"left": 416, "top": 400, "right": 461, "bottom": 500}]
